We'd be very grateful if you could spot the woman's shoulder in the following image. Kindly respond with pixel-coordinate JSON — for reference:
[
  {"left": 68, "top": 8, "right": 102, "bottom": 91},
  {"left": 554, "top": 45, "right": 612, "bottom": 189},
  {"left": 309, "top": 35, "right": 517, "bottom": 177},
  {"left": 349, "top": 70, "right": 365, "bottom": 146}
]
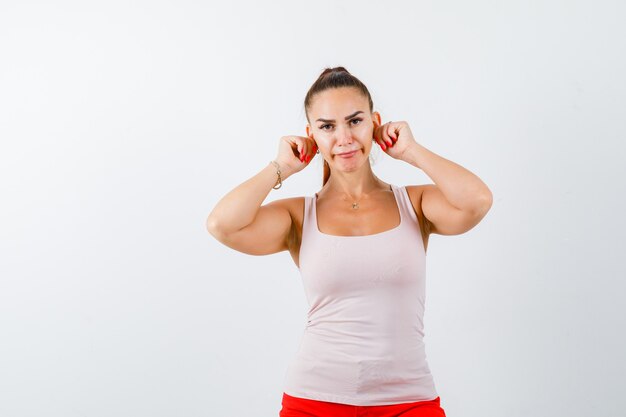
[
  {"left": 404, "top": 184, "right": 427, "bottom": 199},
  {"left": 402, "top": 184, "right": 428, "bottom": 209},
  {"left": 403, "top": 184, "right": 432, "bottom": 236},
  {"left": 266, "top": 195, "right": 307, "bottom": 226},
  {"left": 266, "top": 196, "right": 307, "bottom": 254},
  {"left": 268, "top": 195, "right": 307, "bottom": 210}
]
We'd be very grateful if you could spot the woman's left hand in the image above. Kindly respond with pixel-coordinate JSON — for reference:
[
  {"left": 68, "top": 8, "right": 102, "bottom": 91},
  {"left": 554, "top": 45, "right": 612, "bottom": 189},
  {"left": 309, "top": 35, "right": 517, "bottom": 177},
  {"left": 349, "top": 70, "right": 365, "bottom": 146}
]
[{"left": 373, "top": 121, "right": 418, "bottom": 162}]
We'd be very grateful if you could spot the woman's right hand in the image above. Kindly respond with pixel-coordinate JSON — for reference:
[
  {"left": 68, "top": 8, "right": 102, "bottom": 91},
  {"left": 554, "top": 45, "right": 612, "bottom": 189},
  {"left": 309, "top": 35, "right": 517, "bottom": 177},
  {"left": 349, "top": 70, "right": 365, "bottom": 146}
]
[{"left": 275, "top": 135, "right": 318, "bottom": 176}]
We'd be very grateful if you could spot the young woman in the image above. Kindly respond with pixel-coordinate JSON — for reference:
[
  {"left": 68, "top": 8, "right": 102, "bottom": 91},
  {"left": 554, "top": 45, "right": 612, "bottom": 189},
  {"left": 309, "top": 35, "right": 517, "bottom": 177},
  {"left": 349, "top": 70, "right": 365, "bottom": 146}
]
[{"left": 207, "top": 67, "right": 493, "bottom": 417}]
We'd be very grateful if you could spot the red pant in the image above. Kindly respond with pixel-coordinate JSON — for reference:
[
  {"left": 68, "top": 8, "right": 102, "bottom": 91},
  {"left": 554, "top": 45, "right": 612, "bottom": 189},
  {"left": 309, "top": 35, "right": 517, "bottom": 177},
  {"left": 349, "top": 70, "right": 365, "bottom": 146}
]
[{"left": 279, "top": 392, "right": 447, "bottom": 417}]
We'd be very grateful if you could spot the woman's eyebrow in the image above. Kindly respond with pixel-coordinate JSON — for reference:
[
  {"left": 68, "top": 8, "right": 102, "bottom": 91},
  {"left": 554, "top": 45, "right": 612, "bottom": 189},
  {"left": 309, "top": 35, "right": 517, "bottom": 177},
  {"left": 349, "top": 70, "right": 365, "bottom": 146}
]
[{"left": 316, "top": 110, "right": 364, "bottom": 123}]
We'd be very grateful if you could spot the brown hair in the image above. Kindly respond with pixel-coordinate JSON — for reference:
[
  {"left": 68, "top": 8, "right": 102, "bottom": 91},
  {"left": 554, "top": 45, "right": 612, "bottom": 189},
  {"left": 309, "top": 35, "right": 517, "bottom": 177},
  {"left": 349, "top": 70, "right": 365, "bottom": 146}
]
[{"left": 304, "top": 67, "right": 374, "bottom": 186}]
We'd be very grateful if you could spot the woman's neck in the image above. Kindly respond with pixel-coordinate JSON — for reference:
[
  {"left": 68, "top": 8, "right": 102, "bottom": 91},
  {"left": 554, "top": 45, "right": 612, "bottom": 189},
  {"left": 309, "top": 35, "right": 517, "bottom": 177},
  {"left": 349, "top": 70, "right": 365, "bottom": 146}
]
[{"left": 322, "top": 169, "right": 388, "bottom": 200}]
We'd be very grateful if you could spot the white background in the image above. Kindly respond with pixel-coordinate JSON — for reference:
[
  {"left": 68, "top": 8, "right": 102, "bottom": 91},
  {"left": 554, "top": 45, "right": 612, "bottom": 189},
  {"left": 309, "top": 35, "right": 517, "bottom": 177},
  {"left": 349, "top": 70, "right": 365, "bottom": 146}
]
[{"left": 1, "top": 1, "right": 625, "bottom": 416}]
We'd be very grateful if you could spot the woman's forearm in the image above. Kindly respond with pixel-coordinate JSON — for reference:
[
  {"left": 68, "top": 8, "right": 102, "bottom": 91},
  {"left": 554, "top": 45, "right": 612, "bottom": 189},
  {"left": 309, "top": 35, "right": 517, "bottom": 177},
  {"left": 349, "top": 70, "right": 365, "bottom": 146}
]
[
  {"left": 403, "top": 142, "right": 492, "bottom": 212},
  {"left": 206, "top": 162, "right": 290, "bottom": 234}
]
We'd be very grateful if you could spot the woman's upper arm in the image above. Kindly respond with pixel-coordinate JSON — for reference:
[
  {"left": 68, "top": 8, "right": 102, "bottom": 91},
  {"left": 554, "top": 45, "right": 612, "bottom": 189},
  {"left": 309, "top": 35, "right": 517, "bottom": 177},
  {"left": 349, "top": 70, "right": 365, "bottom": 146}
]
[
  {"left": 208, "top": 199, "right": 294, "bottom": 256},
  {"left": 420, "top": 184, "right": 486, "bottom": 236}
]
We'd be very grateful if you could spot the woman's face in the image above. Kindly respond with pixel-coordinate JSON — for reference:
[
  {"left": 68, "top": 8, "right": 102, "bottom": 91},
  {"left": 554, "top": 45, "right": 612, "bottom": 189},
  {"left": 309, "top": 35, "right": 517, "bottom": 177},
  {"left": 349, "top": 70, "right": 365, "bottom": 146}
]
[{"left": 306, "top": 87, "right": 381, "bottom": 172}]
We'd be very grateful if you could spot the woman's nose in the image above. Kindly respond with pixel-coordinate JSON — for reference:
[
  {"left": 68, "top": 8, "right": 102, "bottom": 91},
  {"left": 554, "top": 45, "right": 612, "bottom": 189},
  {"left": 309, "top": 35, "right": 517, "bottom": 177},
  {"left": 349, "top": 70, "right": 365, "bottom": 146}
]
[{"left": 335, "top": 126, "right": 353, "bottom": 144}]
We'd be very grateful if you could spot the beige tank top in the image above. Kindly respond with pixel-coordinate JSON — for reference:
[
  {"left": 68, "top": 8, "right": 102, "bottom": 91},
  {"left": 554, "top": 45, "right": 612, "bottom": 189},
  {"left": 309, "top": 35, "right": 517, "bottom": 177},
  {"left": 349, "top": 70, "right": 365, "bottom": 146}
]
[{"left": 282, "top": 183, "right": 439, "bottom": 405}]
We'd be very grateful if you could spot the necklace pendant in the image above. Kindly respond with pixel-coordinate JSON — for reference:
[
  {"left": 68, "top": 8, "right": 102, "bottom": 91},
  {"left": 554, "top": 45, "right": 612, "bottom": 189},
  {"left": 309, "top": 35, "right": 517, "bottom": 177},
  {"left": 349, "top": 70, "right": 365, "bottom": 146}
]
[{"left": 352, "top": 202, "right": 359, "bottom": 209}]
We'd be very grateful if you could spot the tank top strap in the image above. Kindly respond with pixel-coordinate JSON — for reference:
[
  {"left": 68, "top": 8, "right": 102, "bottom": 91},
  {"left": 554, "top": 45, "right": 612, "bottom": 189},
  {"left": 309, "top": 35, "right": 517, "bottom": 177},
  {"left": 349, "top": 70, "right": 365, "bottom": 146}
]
[
  {"left": 391, "top": 184, "right": 419, "bottom": 225},
  {"left": 302, "top": 194, "right": 317, "bottom": 238}
]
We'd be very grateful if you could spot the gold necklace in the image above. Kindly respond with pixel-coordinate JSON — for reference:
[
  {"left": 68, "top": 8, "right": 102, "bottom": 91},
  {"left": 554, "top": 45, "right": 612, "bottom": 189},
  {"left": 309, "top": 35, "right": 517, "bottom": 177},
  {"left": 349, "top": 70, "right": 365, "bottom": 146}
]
[
  {"left": 343, "top": 192, "right": 367, "bottom": 210},
  {"left": 344, "top": 184, "right": 391, "bottom": 210},
  {"left": 338, "top": 191, "right": 361, "bottom": 210},
  {"left": 334, "top": 193, "right": 360, "bottom": 209}
]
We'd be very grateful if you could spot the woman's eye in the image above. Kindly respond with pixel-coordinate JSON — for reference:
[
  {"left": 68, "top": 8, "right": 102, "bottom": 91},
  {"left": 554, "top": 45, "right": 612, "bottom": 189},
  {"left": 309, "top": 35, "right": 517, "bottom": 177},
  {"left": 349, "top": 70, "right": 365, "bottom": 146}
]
[{"left": 319, "top": 119, "right": 362, "bottom": 131}]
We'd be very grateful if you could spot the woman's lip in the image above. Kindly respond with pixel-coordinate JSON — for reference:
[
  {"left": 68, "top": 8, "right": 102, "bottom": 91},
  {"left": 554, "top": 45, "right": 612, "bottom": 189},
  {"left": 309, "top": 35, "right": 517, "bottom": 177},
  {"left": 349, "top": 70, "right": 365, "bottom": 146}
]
[{"left": 337, "top": 150, "right": 358, "bottom": 158}]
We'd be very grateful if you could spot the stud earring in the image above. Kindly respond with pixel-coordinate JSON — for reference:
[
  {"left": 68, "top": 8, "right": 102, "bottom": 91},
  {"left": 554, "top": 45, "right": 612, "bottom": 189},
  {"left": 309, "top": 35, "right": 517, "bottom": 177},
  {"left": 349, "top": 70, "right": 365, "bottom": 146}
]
[{"left": 316, "top": 149, "right": 320, "bottom": 154}]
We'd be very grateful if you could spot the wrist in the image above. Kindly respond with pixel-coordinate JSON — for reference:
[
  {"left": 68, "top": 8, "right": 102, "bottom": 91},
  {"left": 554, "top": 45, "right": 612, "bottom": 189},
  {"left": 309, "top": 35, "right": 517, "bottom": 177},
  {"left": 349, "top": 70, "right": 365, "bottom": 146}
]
[
  {"left": 402, "top": 143, "right": 426, "bottom": 168},
  {"left": 267, "top": 160, "right": 283, "bottom": 189},
  {"left": 272, "top": 159, "right": 296, "bottom": 179},
  {"left": 268, "top": 159, "right": 296, "bottom": 190}
]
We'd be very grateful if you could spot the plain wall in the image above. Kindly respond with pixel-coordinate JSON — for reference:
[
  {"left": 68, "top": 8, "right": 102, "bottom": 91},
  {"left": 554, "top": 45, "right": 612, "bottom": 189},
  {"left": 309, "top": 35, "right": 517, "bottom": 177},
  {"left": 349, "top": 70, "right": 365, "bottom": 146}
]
[{"left": 1, "top": 1, "right": 625, "bottom": 416}]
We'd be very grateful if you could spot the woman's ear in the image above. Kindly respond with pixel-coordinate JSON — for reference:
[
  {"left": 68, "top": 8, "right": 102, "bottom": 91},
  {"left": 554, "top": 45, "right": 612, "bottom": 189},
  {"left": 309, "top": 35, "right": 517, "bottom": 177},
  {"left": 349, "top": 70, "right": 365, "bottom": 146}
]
[{"left": 371, "top": 111, "right": 382, "bottom": 127}]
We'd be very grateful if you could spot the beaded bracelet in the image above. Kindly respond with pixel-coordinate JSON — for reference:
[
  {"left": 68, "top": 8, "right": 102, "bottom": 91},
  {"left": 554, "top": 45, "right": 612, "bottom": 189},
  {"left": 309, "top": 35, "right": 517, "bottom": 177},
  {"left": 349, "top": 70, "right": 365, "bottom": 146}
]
[{"left": 269, "top": 160, "right": 282, "bottom": 190}]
